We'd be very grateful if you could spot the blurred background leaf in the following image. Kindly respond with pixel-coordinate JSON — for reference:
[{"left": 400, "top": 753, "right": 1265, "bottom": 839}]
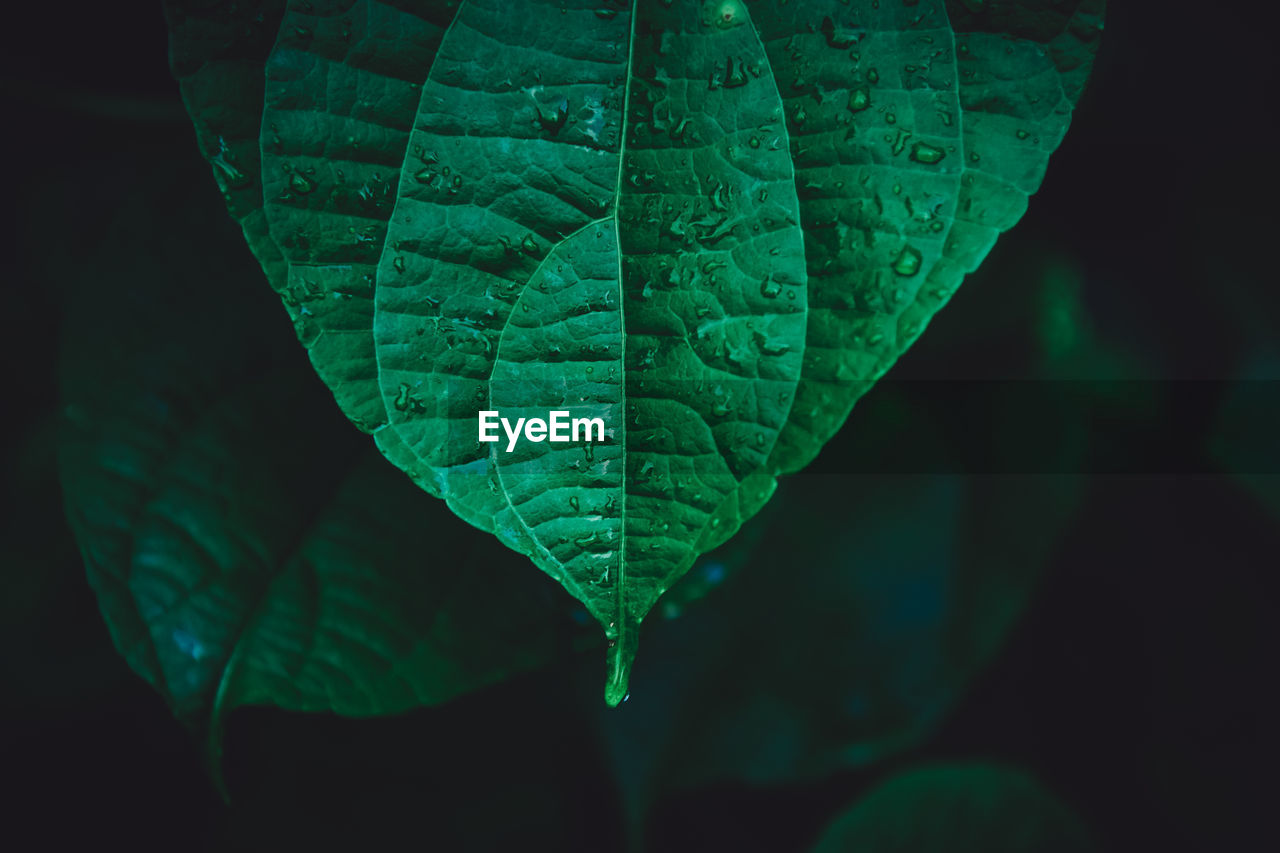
[
  {"left": 55, "top": 157, "right": 595, "bottom": 773},
  {"left": 809, "top": 763, "right": 1095, "bottom": 853},
  {"left": 589, "top": 244, "right": 1125, "bottom": 843},
  {"left": 1211, "top": 351, "right": 1280, "bottom": 519}
]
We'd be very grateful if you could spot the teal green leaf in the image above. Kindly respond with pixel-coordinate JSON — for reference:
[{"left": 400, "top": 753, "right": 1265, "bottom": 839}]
[
  {"left": 171, "top": 0, "right": 1104, "bottom": 703},
  {"left": 56, "top": 161, "right": 568, "bottom": 780},
  {"left": 165, "top": 0, "right": 288, "bottom": 290},
  {"left": 810, "top": 763, "right": 1096, "bottom": 853},
  {"left": 258, "top": 0, "right": 458, "bottom": 451},
  {"left": 752, "top": 0, "right": 1107, "bottom": 475}
]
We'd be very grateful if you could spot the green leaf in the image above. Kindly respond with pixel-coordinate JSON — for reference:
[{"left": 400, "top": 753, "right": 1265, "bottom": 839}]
[
  {"left": 165, "top": 0, "right": 288, "bottom": 290},
  {"left": 258, "top": 0, "right": 458, "bottom": 448},
  {"left": 56, "top": 161, "right": 570, "bottom": 783},
  {"left": 171, "top": 0, "right": 1104, "bottom": 702},
  {"left": 167, "top": 0, "right": 460, "bottom": 478},
  {"left": 810, "top": 763, "right": 1096, "bottom": 853}
]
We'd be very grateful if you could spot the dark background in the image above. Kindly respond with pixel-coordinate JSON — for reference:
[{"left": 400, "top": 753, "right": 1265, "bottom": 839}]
[{"left": 1, "top": 1, "right": 1275, "bottom": 850}]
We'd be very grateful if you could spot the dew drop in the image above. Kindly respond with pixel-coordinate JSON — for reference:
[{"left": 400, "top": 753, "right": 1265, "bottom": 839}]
[
  {"left": 891, "top": 245, "right": 923, "bottom": 276},
  {"left": 288, "top": 172, "right": 315, "bottom": 194},
  {"left": 909, "top": 141, "right": 946, "bottom": 164},
  {"left": 846, "top": 86, "right": 870, "bottom": 112}
]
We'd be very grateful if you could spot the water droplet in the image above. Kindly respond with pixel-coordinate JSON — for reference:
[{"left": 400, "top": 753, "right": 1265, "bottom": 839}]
[
  {"left": 704, "top": 0, "right": 746, "bottom": 30},
  {"left": 536, "top": 97, "right": 569, "bottom": 133},
  {"left": 890, "top": 129, "right": 911, "bottom": 156},
  {"left": 909, "top": 141, "right": 946, "bottom": 164},
  {"left": 292, "top": 313, "right": 318, "bottom": 345},
  {"left": 847, "top": 87, "right": 870, "bottom": 112},
  {"left": 393, "top": 383, "right": 427, "bottom": 415},
  {"left": 722, "top": 55, "right": 749, "bottom": 88},
  {"left": 891, "top": 245, "right": 923, "bottom": 276},
  {"left": 288, "top": 172, "right": 315, "bottom": 194},
  {"left": 753, "top": 329, "right": 790, "bottom": 356},
  {"left": 820, "top": 16, "right": 859, "bottom": 49},
  {"left": 709, "top": 181, "right": 729, "bottom": 212}
]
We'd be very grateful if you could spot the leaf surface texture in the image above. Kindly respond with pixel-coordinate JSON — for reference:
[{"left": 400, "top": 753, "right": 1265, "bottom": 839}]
[{"left": 170, "top": 0, "right": 1104, "bottom": 701}]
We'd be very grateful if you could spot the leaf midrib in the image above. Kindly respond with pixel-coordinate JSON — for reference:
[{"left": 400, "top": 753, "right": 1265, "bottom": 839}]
[{"left": 606, "top": 0, "right": 639, "bottom": 704}]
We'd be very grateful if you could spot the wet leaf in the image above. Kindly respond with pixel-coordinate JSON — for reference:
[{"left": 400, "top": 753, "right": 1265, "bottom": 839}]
[{"left": 171, "top": 0, "right": 1104, "bottom": 701}]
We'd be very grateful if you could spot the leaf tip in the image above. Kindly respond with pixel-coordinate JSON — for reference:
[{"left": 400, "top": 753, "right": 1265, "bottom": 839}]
[
  {"left": 603, "top": 630, "right": 637, "bottom": 708},
  {"left": 604, "top": 678, "right": 630, "bottom": 708}
]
